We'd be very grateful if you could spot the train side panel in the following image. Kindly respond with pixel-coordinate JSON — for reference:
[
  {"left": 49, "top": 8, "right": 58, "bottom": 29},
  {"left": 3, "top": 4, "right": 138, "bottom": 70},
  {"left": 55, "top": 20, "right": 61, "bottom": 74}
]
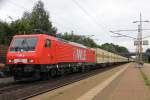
[
  {"left": 95, "top": 48, "right": 104, "bottom": 64},
  {"left": 95, "top": 48, "right": 110, "bottom": 64},
  {"left": 55, "top": 40, "right": 95, "bottom": 64},
  {"left": 95, "top": 48, "right": 128, "bottom": 65}
]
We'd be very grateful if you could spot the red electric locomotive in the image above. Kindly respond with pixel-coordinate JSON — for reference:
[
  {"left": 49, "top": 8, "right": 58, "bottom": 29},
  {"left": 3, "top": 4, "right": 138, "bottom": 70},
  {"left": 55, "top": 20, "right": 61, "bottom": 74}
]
[{"left": 6, "top": 34, "right": 95, "bottom": 80}]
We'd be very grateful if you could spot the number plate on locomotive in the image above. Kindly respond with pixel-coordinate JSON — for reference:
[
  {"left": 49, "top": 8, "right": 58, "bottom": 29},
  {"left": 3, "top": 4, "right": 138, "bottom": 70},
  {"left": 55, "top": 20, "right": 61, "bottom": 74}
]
[{"left": 14, "top": 59, "right": 27, "bottom": 63}]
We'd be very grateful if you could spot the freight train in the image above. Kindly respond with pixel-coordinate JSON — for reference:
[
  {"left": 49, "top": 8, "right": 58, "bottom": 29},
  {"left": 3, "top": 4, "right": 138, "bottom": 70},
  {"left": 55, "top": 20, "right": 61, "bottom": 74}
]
[{"left": 6, "top": 34, "right": 131, "bottom": 81}]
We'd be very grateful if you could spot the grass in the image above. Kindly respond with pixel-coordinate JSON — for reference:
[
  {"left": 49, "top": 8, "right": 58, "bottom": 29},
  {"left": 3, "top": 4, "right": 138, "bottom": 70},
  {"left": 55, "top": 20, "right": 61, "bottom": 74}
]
[{"left": 139, "top": 68, "right": 150, "bottom": 86}]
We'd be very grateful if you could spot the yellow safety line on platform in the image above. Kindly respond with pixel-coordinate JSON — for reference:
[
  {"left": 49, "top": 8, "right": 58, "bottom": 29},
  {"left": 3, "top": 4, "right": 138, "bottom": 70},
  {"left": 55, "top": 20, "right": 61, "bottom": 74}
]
[{"left": 76, "top": 63, "right": 129, "bottom": 100}]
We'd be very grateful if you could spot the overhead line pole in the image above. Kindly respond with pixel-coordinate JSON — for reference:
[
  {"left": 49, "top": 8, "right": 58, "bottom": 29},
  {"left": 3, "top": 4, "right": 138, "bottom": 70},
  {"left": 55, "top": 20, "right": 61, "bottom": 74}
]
[{"left": 133, "top": 13, "right": 149, "bottom": 66}]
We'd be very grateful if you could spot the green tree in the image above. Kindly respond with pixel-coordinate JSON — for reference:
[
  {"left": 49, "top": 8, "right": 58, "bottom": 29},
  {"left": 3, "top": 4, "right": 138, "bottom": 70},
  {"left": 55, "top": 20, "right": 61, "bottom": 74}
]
[
  {"left": 101, "top": 43, "right": 116, "bottom": 53},
  {"left": 0, "top": 21, "right": 12, "bottom": 45},
  {"left": 101, "top": 43, "right": 129, "bottom": 53},
  {"left": 60, "top": 31, "right": 98, "bottom": 48},
  {"left": 29, "top": 0, "right": 57, "bottom": 35}
]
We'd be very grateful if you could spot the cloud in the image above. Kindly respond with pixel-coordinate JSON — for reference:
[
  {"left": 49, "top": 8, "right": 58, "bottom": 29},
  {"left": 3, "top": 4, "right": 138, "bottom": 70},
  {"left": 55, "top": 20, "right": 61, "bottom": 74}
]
[
  {"left": 0, "top": 0, "right": 2, "bottom": 2},
  {"left": 0, "top": 0, "right": 4, "bottom": 8}
]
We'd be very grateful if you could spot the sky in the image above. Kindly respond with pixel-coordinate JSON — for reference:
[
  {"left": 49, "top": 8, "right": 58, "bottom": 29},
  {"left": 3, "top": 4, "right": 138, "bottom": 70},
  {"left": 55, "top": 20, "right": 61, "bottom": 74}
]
[{"left": 1, "top": 0, "right": 150, "bottom": 52}]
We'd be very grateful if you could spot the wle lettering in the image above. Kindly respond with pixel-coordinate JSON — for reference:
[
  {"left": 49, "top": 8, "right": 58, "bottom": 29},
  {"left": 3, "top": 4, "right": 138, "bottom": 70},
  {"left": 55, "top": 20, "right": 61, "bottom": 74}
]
[{"left": 73, "top": 48, "right": 86, "bottom": 60}]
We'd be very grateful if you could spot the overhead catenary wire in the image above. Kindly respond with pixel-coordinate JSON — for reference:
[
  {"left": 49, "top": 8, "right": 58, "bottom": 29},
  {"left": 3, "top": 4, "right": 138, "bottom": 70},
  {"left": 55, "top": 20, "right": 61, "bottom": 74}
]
[
  {"left": 52, "top": 14, "right": 94, "bottom": 35},
  {"left": 71, "top": 0, "right": 109, "bottom": 33},
  {"left": 110, "top": 31, "right": 136, "bottom": 39},
  {"left": 8, "top": 0, "right": 31, "bottom": 12}
]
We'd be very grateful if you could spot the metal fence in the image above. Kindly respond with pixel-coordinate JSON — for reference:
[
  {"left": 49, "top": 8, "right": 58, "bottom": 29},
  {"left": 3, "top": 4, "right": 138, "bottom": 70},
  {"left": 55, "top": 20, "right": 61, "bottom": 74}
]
[{"left": 0, "top": 45, "right": 8, "bottom": 63}]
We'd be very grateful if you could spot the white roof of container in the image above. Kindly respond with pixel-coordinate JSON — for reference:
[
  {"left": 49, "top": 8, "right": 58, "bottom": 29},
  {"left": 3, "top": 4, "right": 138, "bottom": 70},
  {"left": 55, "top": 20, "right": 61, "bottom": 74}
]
[{"left": 57, "top": 38, "right": 87, "bottom": 49}]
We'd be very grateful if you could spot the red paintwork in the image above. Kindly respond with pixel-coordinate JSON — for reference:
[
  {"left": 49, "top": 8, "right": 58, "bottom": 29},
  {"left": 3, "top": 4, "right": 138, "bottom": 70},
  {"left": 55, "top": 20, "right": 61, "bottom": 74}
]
[{"left": 7, "top": 34, "right": 95, "bottom": 65}]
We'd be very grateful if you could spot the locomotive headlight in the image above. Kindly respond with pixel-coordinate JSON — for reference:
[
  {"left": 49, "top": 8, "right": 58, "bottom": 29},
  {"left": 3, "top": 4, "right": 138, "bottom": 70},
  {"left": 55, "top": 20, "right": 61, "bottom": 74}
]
[{"left": 9, "top": 59, "right": 14, "bottom": 63}]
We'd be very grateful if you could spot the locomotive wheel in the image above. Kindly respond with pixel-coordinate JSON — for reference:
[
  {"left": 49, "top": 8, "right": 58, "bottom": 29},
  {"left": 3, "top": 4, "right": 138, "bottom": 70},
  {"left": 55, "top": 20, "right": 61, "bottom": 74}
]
[
  {"left": 57, "top": 69, "right": 65, "bottom": 76},
  {"left": 81, "top": 66, "right": 85, "bottom": 73},
  {"left": 34, "top": 70, "right": 41, "bottom": 80},
  {"left": 66, "top": 68, "right": 71, "bottom": 74},
  {"left": 85, "top": 66, "right": 90, "bottom": 72},
  {"left": 72, "top": 67, "right": 78, "bottom": 73},
  {"left": 60, "top": 69, "right": 65, "bottom": 76},
  {"left": 50, "top": 69, "right": 57, "bottom": 77},
  {"left": 41, "top": 72, "right": 50, "bottom": 80}
]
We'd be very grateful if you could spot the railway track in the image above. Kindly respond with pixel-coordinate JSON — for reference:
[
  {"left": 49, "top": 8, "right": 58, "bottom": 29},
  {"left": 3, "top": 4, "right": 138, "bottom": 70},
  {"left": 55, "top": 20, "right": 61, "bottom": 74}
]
[
  {"left": 0, "top": 64, "right": 124, "bottom": 100},
  {"left": 0, "top": 77, "right": 15, "bottom": 88}
]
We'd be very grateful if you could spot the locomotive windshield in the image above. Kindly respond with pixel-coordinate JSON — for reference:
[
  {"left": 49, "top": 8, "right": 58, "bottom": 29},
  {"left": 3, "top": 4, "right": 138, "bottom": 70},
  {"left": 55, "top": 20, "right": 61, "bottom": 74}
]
[{"left": 10, "top": 37, "right": 38, "bottom": 52}]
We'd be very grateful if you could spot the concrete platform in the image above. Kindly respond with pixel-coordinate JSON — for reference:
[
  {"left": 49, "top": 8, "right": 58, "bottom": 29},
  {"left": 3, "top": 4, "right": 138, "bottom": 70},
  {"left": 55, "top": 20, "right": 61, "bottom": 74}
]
[
  {"left": 93, "top": 63, "right": 150, "bottom": 100},
  {"left": 142, "top": 63, "right": 150, "bottom": 78}
]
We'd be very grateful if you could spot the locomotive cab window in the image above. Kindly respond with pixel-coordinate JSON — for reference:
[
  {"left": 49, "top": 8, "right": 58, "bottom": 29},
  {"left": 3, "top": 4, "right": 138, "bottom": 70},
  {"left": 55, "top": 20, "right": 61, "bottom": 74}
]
[
  {"left": 10, "top": 37, "right": 38, "bottom": 52},
  {"left": 45, "top": 39, "right": 51, "bottom": 48}
]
